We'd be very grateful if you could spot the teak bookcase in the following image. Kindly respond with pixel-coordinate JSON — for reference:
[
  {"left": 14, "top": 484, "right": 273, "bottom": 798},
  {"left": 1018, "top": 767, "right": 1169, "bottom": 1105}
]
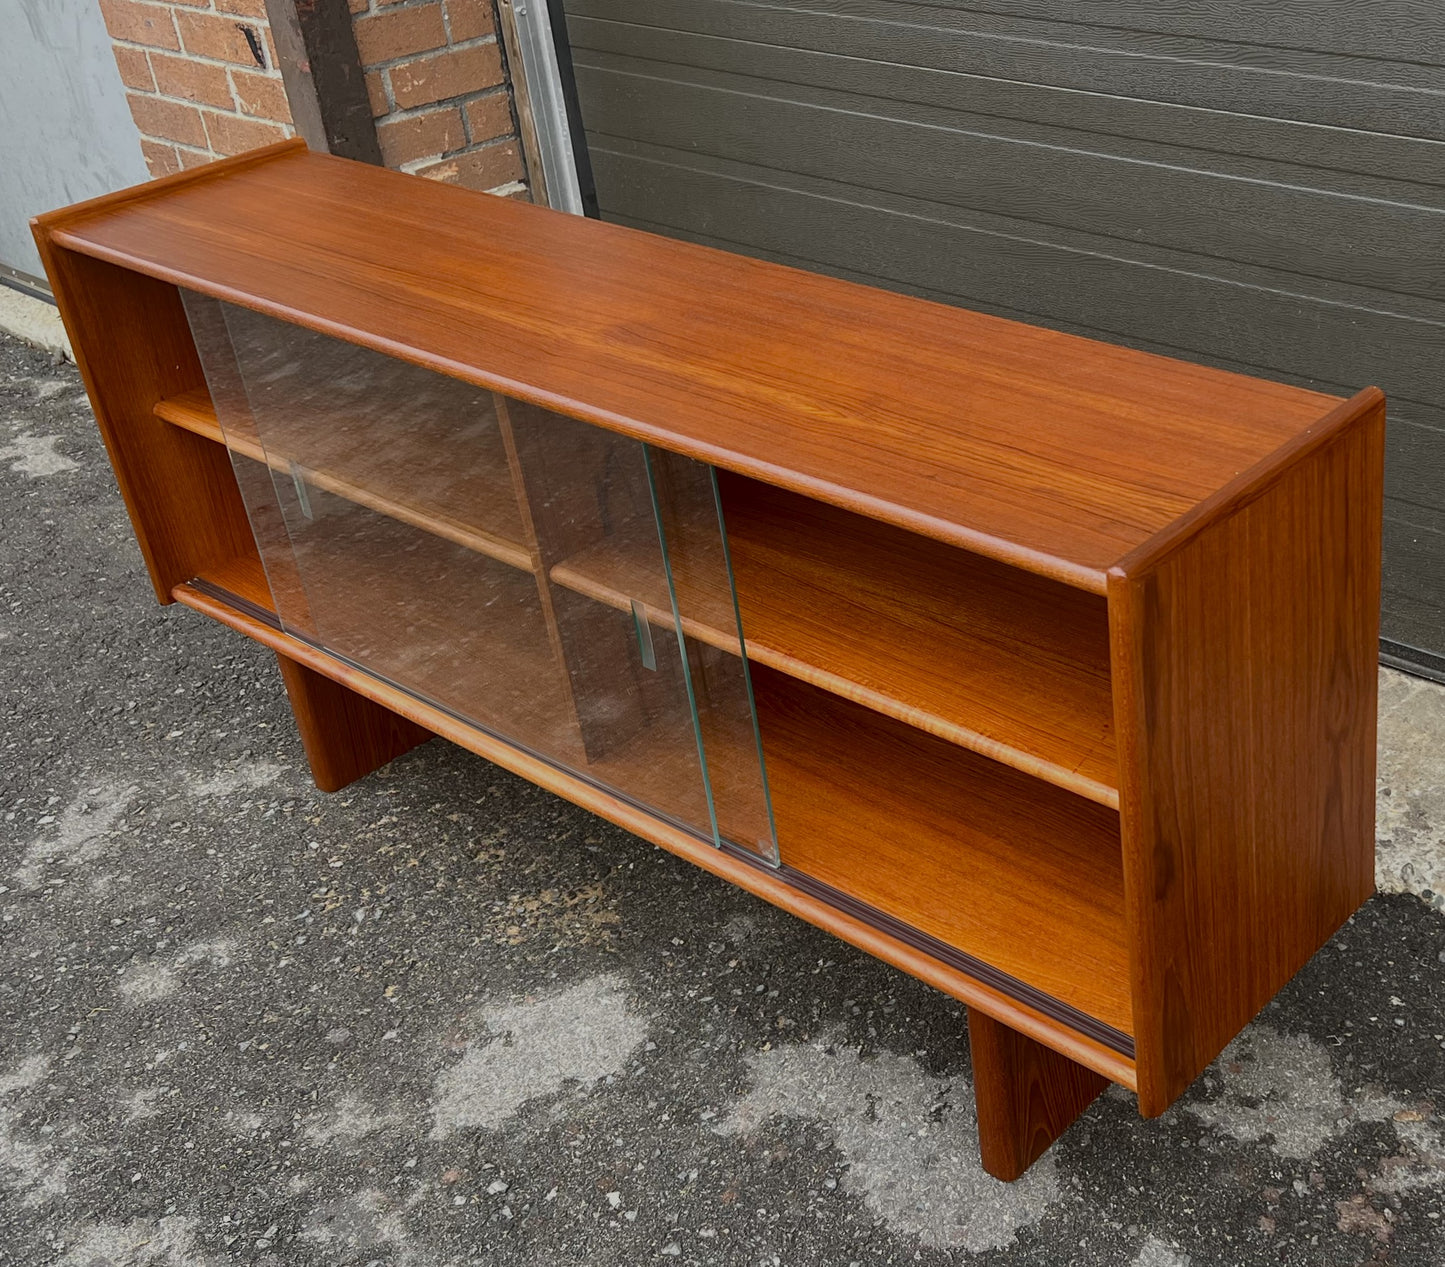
[{"left": 34, "top": 141, "right": 1384, "bottom": 1182}]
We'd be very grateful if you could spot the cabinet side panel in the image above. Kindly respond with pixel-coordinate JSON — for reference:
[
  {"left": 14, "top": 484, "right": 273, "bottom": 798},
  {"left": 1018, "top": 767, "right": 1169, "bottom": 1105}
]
[
  {"left": 1112, "top": 402, "right": 1383, "bottom": 1115},
  {"left": 33, "top": 243, "right": 255, "bottom": 601}
]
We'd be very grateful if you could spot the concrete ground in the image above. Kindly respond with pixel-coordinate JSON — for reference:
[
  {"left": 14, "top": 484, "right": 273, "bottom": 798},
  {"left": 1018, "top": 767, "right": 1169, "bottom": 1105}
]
[{"left": 4, "top": 328, "right": 1445, "bottom": 1267}]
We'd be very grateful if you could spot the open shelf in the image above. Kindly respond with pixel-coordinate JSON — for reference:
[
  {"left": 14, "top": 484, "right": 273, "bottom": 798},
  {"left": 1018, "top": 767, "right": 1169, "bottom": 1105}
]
[
  {"left": 162, "top": 387, "right": 1116, "bottom": 805},
  {"left": 755, "top": 667, "right": 1132, "bottom": 1039},
  {"left": 551, "top": 474, "right": 1118, "bottom": 806},
  {"left": 154, "top": 388, "right": 534, "bottom": 573}
]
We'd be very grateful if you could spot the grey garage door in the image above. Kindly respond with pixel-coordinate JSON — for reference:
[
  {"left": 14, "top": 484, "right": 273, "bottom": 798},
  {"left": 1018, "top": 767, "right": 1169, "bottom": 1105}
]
[{"left": 556, "top": 0, "right": 1445, "bottom": 676}]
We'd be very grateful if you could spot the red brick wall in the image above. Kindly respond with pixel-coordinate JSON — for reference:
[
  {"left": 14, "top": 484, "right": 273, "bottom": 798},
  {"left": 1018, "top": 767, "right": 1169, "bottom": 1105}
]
[
  {"left": 99, "top": 0, "right": 527, "bottom": 195},
  {"left": 99, "top": 0, "right": 295, "bottom": 176},
  {"left": 351, "top": 0, "right": 527, "bottom": 195}
]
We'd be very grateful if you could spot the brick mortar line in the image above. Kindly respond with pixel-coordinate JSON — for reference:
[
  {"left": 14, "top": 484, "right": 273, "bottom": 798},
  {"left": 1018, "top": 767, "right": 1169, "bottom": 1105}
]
[
  {"left": 374, "top": 84, "right": 509, "bottom": 125},
  {"left": 221, "top": 64, "right": 291, "bottom": 112},
  {"left": 143, "top": 131, "right": 519, "bottom": 175},
  {"left": 127, "top": 84, "right": 292, "bottom": 120},
  {"left": 397, "top": 131, "right": 519, "bottom": 173},
  {"left": 128, "top": 78, "right": 290, "bottom": 114},
  {"left": 109, "top": 2, "right": 278, "bottom": 48},
  {"left": 396, "top": 132, "right": 520, "bottom": 168},
  {"left": 358, "top": 0, "right": 461, "bottom": 15},
  {"left": 140, "top": 137, "right": 220, "bottom": 160},
  {"left": 110, "top": 0, "right": 249, "bottom": 9},
  {"left": 137, "top": 136, "right": 217, "bottom": 163},
  {"left": 113, "top": 12, "right": 283, "bottom": 60},
  {"left": 114, "top": 0, "right": 276, "bottom": 25},
  {"left": 112, "top": 36, "right": 287, "bottom": 78},
  {"left": 363, "top": 31, "right": 498, "bottom": 74},
  {"left": 128, "top": 87, "right": 295, "bottom": 133}
]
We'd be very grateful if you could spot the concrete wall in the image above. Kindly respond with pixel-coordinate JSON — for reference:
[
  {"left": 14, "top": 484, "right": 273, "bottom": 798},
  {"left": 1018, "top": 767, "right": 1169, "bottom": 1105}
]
[{"left": 0, "top": 0, "right": 148, "bottom": 279}]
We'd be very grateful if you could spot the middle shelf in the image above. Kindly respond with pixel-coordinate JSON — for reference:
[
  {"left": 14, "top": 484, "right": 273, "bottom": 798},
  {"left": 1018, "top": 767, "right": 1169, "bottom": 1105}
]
[
  {"left": 552, "top": 473, "right": 1119, "bottom": 807},
  {"left": 156, "top": 389, "right": 1118, "bottom": 807},
  {"left": 155, "top": 386, "right": 533, "bottom": 572}
]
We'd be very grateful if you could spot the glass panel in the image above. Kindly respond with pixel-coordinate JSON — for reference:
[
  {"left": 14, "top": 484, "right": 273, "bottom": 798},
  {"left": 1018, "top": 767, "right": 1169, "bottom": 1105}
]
[
  {"left": 181, "top": 295, "right": 774, "bottom": 852},
  {"left": 485, "top": 395, "right": 713, "bottom": 836},
  {"left": 181, "top": 291, "right": 317, "bottom": 634},
  {"left": 645, "top": 448, "right": 779, "bottom": 864}
]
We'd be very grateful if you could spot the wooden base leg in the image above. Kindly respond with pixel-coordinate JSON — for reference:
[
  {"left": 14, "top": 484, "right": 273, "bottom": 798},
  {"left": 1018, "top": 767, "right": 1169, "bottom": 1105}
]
[
  {"left": 276, "top": 653, "right": 432, "bottom": 793},
  {"left": 968, "top": 1008, "right": 1108, "bottom": 1181}
]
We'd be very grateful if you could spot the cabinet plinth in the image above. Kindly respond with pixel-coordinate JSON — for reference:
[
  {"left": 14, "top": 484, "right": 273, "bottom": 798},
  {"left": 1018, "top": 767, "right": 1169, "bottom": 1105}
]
[{"left": 34, "top": 141, "right": 1383, "bottom": 1178}]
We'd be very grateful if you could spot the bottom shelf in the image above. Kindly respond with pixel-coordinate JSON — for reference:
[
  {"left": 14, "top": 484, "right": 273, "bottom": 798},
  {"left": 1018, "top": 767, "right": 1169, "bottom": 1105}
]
[
  {"left": 172, "top": 575, "right": 1136, "bottom": 1084},
  {"left": 753, "top": 666, "right": 1133, "bottom": 1041},
  {"left": 185, "top": 550, "right": 745, "bottom": 853},
  {"left": 190, "top": 551, "right": 275, "bottom": 615},
  {"left": 190, "top": 553, "right": 1130, "bottom": 1039}
]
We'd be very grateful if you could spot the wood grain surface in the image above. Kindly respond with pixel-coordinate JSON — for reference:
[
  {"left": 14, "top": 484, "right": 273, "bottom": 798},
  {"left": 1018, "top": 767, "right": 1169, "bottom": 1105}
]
[
  {"left": 41, "top": 145, "right": 1345, "bottom": 592},
  {"left": 156, "top": 388, "right": 533, "bottom": 568},
  {"left": 277, "top": 653, "right": 432, "bottom": 793},
  {"left": 1111, "top": 389, "right": 1384, "bottom": 1114},
  {"left": 754, "top": 666, "right": 1132, "bottom": 1036},
  {"left": 968, "top": 1007, "right": 1108, "bottom": 1182},
  {"left": 154, "top": 382, "right": 531, "bottom": 572},
  {"left": 551, "top": 472, "right": 1118, "bottom": 803},
  {"left": 38, "top": 146, "right": 1385, "bottom": 1165},
  {"left": 194, "top": 550, "right": 274, "bottom": 613},
  {"left": 721, "top": 475, "right": 1117, "bottom": 804},
  {"left": 32, "top": 246, "right": 255, "bottom": 603}
]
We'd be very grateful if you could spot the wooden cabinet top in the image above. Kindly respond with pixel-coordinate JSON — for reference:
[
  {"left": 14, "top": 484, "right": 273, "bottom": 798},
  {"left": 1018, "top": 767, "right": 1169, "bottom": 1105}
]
[{"left": 39, "top": 140, "right": 1364, "bottom": 592}]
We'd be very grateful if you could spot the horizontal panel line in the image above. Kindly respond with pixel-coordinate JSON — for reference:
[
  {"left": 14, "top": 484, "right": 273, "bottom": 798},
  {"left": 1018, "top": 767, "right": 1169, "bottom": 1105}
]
[
  {"left": 604, "top": 201, "right": 1350, "bottom": 391},
  {"left": 597, "top": 197, "right": 1445, "bottom": 412},
  {"left": 1386, "top": 495, "right": 1445, "bottom": 520},
  {"left": 573, "top": 21, "right": 1445, "bottom": 150},
  {"left": 577, "top": 63, "right": 1445, "bottom": 215},
  {"left": 1384, "top": 512, "right": 1445, "bottom": 537},
  {"left": 586, "top": 136, "right": 1445, "bottom": 331},
  {"left": 622, "top": 0, "right": 1445, "bottom": 97},
  {"left": 724, "top": 0, "right": 1445, "bottom": 75},
  {"left": 1390, "top": 413, "right": 1445, "bottom": 438}
]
